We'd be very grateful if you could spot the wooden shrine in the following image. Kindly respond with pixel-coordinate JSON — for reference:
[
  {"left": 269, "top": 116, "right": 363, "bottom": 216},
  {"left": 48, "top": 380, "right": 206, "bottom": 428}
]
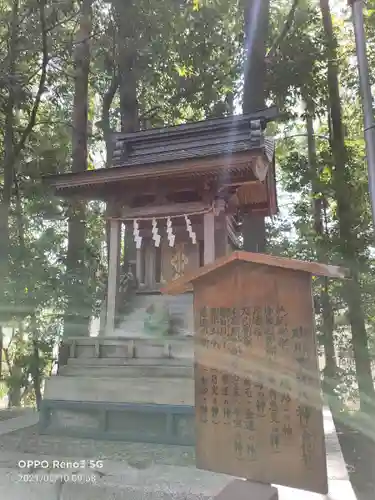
[
  {"left": 162, "top": 251, "right": 349, "bottom": 494},
  {"left": 44, "top": 108, "right": 278, "bottom": 338},
  {"left": 39, "top": 109, "right": 281, "bottom": 446}
]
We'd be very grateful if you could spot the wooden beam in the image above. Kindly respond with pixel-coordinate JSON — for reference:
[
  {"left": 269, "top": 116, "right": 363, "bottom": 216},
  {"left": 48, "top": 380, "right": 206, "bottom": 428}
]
[
  {"left": 45, "top": 151, "right": 261, "bottom": 190},
  {"left": 138, "top": 224, "right": 204, "bottom": 239},
  {"left": 116, "top": 201, "right": 211, "bottom": 220}
]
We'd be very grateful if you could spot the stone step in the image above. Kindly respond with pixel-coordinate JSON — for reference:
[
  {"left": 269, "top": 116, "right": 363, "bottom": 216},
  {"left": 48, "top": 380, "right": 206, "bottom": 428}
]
[
  {"left": 67, "top": 335, "right": 192, "bottom": 343},
  {"left": 44, "top": 375, "right": 195, "bottom": 405},
  {"left": 59, "top": 364, "right": 194, "bottom": 378},
  {"left": 67, "top": 357, "right": 193, "bottom": 367},
  {"left": 67, "top": 337, "right": 194, "bottom": 360}
]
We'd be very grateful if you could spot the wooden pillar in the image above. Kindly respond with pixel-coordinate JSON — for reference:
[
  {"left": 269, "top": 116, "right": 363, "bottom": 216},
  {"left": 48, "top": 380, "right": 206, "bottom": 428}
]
[
  {"left": 242, "top": 214, "right": 266, "bottom": 253},
  {"left": 124, "top": 222, "right": 136, "bottom": 276},
  {"left": 204, "top": 212, "right": 215, "bottom": 264},
  {"left": 136, "top": 248, "right": 143, "bottom": 285},
  {"left": 146, "top": 244, "right": 156, "bottom": 289},
  {"left": 105, "top": 219, "right": 121, "bottom": 336},
  {"left": 214, "top": 211, "right": 228, "bottom": 259}
]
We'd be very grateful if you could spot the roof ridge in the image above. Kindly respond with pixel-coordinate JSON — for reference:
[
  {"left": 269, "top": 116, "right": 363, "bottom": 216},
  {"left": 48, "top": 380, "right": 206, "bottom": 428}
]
[{"left": 114, "top": 106, "right": 279, "bottom": 142}]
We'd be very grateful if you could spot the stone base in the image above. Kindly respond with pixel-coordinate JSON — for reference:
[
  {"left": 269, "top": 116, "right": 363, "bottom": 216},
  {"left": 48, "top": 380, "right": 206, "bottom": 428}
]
[
  {"left": 42, "top": 336, "right": 195, "bottom": 446},
  {"left": 214, "top": 480, "right": 278, "bottom": 500},
  {"left": 39, "top": 400, "right": 195, "bottom": 446},
  {"left": 44, "top": 375, "right": 194, "bottom": 405}
]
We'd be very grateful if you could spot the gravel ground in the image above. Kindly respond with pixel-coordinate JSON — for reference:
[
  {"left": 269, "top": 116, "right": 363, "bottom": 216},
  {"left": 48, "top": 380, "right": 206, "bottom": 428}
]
[
  {"left": 0, "top": 425, "right": 196, "bottom": 468},
  {"left": 0, "top": 409, "right": 28, "bottom": 422}
]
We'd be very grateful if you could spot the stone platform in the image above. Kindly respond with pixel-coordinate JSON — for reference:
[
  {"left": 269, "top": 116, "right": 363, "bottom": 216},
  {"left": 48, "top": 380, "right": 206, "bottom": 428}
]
[
  {"left": 40, "top": 336, "right": 195, "bottom": 445},
  {"left": 0, "top": 408, "right": 358, "bottom": 500}
]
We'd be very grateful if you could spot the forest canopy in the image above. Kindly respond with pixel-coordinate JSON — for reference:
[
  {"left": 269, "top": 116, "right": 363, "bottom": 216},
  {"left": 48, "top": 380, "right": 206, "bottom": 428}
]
[{"left": 0, "top": 0, "right": 374, "bottom": 419}]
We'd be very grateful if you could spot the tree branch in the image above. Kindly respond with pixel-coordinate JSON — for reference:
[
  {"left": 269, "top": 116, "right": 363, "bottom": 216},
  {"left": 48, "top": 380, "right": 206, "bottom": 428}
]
[
  {"left": 101, "top": 73, "right": 119, "bottom": 123},
  {"left": 267, "top": 0, "right": 300, "bottom": 60},
  {"left": 46, "top": 8, "right": 80, "bottom": 33},
  {"left": 3, "top": 346, "right": 13, "bottom": 377},
  {"left": 12, "top": 0, "right": 49, "bottom": 161}
]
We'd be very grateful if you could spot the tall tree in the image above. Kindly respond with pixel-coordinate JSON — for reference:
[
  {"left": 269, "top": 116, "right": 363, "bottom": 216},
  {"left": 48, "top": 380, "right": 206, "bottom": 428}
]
[
  {"left": 64, "top": 0, "right": 93, "bottom": 339},
  {"left": 242, "top": 0, "right": 270, "bottom": 252},
  {"left": 0, "top": 0, "right": 48, "bottom": 377},
  {"left": 319, "top": 0, "right": 375, "bottom": 410},
  {"left": 0, "top": 0, "right": 19, "bottom": 379},
  {"left": 305, "top": 104, "right": 337, "bottom": 391}
]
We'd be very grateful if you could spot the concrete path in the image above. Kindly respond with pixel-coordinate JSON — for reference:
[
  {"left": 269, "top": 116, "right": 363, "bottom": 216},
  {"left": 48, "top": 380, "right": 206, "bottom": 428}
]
[
  {"left": 0, "top": 408, "right": 357, "bottom": 500},
  {"left": 0, "top": 409, "right": 38, "bottom": 435}
]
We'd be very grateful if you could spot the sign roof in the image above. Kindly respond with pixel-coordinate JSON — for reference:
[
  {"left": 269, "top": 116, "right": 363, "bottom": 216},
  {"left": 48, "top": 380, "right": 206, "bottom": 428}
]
[{"left": 161, "top": 251, "right": 349, "bottom": 295}]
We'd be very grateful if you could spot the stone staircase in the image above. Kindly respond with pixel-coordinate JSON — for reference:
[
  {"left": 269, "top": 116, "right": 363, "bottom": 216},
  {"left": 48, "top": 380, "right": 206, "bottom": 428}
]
[{"left": 40, "top": 336, "right": 195, "bottom": 445}]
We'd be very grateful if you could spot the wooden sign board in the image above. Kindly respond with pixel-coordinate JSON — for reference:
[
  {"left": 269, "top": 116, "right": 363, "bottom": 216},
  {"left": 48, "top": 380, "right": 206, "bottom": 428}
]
[
  {"left": 193, "top": 260, "right": 327, "bottom": 494},
  {"left": 162, "top": 252, "right": 348, "bottom": 494}
]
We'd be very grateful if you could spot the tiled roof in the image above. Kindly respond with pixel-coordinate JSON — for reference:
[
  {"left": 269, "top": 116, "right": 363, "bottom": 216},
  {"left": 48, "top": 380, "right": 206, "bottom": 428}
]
[{"left": 111, "top": 107, "right": 278, "bottom": 168}]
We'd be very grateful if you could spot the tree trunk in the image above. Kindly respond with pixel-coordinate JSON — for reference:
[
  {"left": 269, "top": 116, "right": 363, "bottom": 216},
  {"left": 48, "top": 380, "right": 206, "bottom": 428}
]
[
  {"left": 4, "top": 342, "right": 22, "bottom": 408},
  {"left": 242, "top": 0, "right": 270, "bottom": 252},
  {"left": 319, "top": 0, "right": 375, "bottom": 410},
  {"left": 0, "top": 0, "right": 19, "bottom": 378},
  {"left": 115, "top": 2, "right": 139, "bottom": 133},
  {"left": 100, "top": 2, "right": 139, "bottom": 321},
  {"left": 31, "top": 340, "right": 42, "bottom": 411},
  {"left": 101, "top": 71, "right": 119, "bottom": 271},
  {"left": 243, "top": 0, "right": 270, "bottom": 113},
  {"left": 102, "top": 72, "right": 119, "bottom": 168},
  {"left": 305, "top": 106, "right": 337, "bottom": 392},
  {"left": 64, "top": 0, "right": 93, "bottom": 339},
  {"left": 119, "top": 52, "right": 138, "bottom": 133},
  {"left": 8, "top": 365, "right": 22, "bottom": 408}
]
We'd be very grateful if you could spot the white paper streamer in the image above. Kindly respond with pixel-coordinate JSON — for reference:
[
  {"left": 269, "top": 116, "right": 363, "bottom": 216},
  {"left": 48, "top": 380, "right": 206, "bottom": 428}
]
[
  {"left": 184, "top": 215, "right": 197, "bottom": 244},
  {"left": 166, "top": 217, "right": 175, "bottom": 247},
  {"left": 151, "top": 218, "right": 161, "bottom": 247},
  {"left": 133, "top": 219, "right": 142, "bottom": 249}
]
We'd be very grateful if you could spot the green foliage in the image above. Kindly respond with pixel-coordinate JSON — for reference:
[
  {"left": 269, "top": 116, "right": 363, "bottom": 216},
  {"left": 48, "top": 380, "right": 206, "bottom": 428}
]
[{"left": 0, "top": 0, "right": 374, "bottom": 411}]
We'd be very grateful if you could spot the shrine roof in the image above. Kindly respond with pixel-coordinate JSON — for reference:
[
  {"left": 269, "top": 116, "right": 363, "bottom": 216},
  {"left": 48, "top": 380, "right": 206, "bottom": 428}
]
[
  {"left": 161, "top": 251, "right": 350, "bottom": 295},
  {"left": 112, "top": 107, "right": 278, "bottom": 168},
  {"left": 43, "top": 108, "right": 278, "bottom": 194}
]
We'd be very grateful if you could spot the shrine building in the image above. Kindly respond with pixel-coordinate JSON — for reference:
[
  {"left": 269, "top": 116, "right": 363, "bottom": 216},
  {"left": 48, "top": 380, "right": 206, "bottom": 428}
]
[
  {"left": 45, "top": 108, "right": 278, "bottom": 339},
  {"left": 40, "top": 107, "right": 279, "bottom": 443}
]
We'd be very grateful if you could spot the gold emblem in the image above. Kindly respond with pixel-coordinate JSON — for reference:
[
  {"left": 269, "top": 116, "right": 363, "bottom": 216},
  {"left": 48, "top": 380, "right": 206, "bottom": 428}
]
[{"left": 171, "top": 243, "right": 188, "bottom": 280}]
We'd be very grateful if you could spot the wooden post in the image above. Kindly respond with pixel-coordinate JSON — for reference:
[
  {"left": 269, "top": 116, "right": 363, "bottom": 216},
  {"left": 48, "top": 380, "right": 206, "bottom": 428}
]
[
  {"left": 242, "top": 214, "right": 266, "bottom": 253},
  {"left": 136, "top": 248, "right": 143, "bottom": 285},
  {"left": 124, "top": 222, "right": 137, "bottom": 276},
  {"left": 146, "top": 244, "right": 156, "bottom": 288},
  {"left": 105, "top": 219, "right": 121, "bottom": 336},
  {"left": 214, "top": 212, "right": 228, "bottom": 259},
  {"left": 204, "top": 212, "right": 215, "bottom": 264}
]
